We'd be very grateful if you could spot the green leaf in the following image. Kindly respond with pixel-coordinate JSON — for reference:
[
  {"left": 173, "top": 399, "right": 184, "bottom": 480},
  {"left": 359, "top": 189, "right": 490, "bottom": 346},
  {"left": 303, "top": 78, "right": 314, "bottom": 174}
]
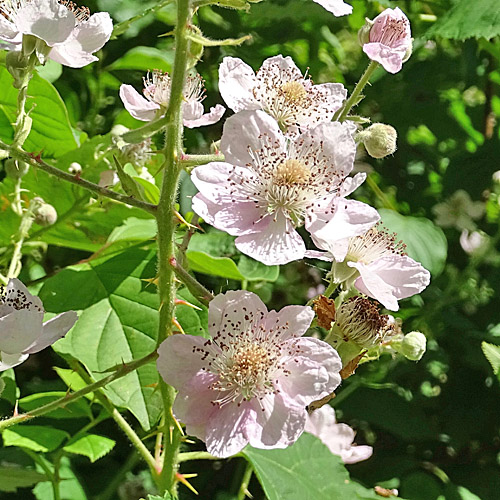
[
  {"left": 426, "top": 0, "right": 500, "bottom": 41},
  {"left": 0, "top": 369, "right": 19, "bottom": 404},
  {"left": 18, "top": 392, "right": 92, "bottom": 420},
  {"left": 187, "top": 250, "right": 245, "bottom": 280},
  {"left": 481, "top": 342, "right": 500, "bottom": 374},
  {"left": 0, "top": 377, "right": 4, "bottom": 398},
  {"left": 39, "top": 247, "right": 162, "bottom": 430},
  {"left": 54, "top": 368, "right": 91, "bottom": 398},
  {"left": 243, "top": 433, "right": 380, "bottom": 500},
  {"left": 378, "top": 209, "right": 448, "bottom": 276},
  {"left": 108, "top": 217, "right": 158, "bottom": 243},
  {"left": 0, "top": 65, "right": 77, "bottom": 157},
  {"left": 238, "top": 255, "right": 279, "bottom": 282},
  {"left": 109, "top": 46, "right": 174, "bottom": 72},
  {"left": 0, "top": 466, "right": 46, "bottom": 493},
  {"left": 3, "top": 425, "right": 69, "bottom": 452},
  {"left": 63, "top": 434, "right": 116, "bottom": 462}
]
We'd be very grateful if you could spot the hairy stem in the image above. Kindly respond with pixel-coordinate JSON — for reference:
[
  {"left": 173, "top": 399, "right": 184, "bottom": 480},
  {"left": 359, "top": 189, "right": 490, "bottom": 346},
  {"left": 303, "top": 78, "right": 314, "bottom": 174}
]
[
  {"left": 180, "top": 153, "right": 224, "bottom": 169},
  {"left": 0, "top": 351, "right": 158, "bottom": 432},
  {"left": 334, "top": 60, "right": 379, "bottom": 122},
  {"left": 0, "top": 141, "right": 157, "bottom": 214},
  {"left": 154, "top": 0, "right": 192, "bottom": 494},
  {"left": 169, "top": 256, "right": 213, "bottom": 306},
  {"left": 7, "top": 208, "right": 33, "bottom": 279}
]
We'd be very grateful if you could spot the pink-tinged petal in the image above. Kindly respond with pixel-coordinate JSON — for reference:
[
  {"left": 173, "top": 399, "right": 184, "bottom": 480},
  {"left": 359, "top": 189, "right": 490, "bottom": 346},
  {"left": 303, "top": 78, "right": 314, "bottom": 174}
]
[
  {"left": 23, "top": 311, "right": 78, "bottom": 354},
  {"left": 49, "top": 48, "right": 97, "bottom": 67},
  {"left": 0, "top": 309, "right": 43, "bottom": 354},
  {"left": 363, "top": 42, "right": 405, "bottom": 74},
  {"left": 262, "top": 306, "right": 314, "bottom": 341},
  {"left": 184, "top": 104, "right": 225, "bottom": 128},
  {"left": 157, "top": 334, "right": 216, "bottom": 389},
  {"left": 297, "top": 83, "right": 346, "bottom": 128},
  {"left": 0, "top": 17, "right": 19, "bottom": 41},
  {"left": 250, "top": 393, "right": 306, "bottom": 449},
  {"left": 15, "top": 0, "right": 75, "bottom": 46},
  {"left": 304, "top": 250, "right": 333, "bottom": 262},
  {"left": 352, "top": 255, "right": 430, "bottom": 311},
  {"left": 279, "top": 337, "right": 342, "bottom": 406},
  {"left": 312, "top": 0, "right": 353, "bottom": 16},
  {"left": 119, "top": 84, "right": 160, "bottom": 122},
  {"left": 308, "top": 199, "right": 380, "bottom": 260},
  {"left": 299, "top": 121, "right": 356, "bottom": 179},
  {"left": 218, "top": 57, "right": 259, "bottom": 113},
  {"left": 235, "top": 211, "right": 306, "bottom": 265},
  {"left": 208, "top": 290, "right": 267, "bottom": 338},
  {"left": 0, "top": 351, "right": 29, "bottom": 372},
  {"left": 340, "top": 172, "right": 366, "bottom": 197},
  {"left": 342, "top": 443, "right": 373, "bottom": 464},
  {"left": 221, "top": 110, "right": 285, "bottom": 167},
  {"left": 182, "top": 100, "right": 203, "bottom": 122},
  {"left": 205, "top": 402, "right": 257, "bottom": 458},
  {"left": 214, "top": 201, "right": 265, "bottom": 236}
]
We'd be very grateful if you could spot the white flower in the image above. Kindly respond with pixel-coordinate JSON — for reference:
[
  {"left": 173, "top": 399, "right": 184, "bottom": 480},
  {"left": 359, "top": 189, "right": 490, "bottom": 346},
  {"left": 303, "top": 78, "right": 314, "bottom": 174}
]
[
  {"left": 460, "top": 229, "right": 488, "bottom": 255},
  {"left": 305, "top": 405, "right": 372, "bottom": 464},
  {"left": 0, "top": 0, "right": 113, "bottom": 68},
  {"left": 0, "top": 279, "right": 77, "bottom": 371},
  {"left": 432, "top": 190, "right": 484, "bottom": 231},
  {"left": 120, "top": 70, "right": 225, "bottom": 128},
  {"left": 312, "top": 0, "right": 352, "bottom": 16},
  {"left": 218, "top": 55, "right": 346, "bottom": 135}
]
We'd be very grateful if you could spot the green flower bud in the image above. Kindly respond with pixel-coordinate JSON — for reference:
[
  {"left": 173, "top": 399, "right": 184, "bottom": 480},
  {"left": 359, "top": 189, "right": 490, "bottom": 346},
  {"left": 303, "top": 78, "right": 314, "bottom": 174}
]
[
  {"left": 4, "top": 159, "right": 29, "bottom": 179},
  {"left": 358, "top": 123, "right": 398, "bottom": 159},
  {"left": 358, "top": 17, "right": 374, "bottom": 46},
  {"left": 32, "top": 198, "right": 58, "bottom": 226},
  {"left": 400, "top": 331, "right": 426, "bottom": 361}
]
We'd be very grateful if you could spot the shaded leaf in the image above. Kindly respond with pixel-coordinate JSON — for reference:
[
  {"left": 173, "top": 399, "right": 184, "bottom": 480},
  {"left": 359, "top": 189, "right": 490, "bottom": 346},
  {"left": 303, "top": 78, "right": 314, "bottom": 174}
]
[
  {"left": 0, "top": 466, "right": 46, "bottom": 493},
  {"left": 18, "top": 392, "right": 92, "bottom": 420},
  {"left": 481, "top": 341, "right": 500, "bottom": 375},
  {"left": 64, "top": 434, "right": 116, "bottom": 462},
  {"left": 3, "top": 425, "right": 69, "bottom": 452}
]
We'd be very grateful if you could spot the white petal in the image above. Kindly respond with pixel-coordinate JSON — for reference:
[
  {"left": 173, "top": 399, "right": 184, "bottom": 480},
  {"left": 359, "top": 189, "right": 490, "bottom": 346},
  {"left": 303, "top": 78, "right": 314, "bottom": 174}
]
[
  {"left": 0, "top": 17, "right": 20, "bottom": 41},
  {"left": 16, "top": 0, "right": 75, "bottom": 46},
  {"left": 183, "top": 104, "right": 225, "bottom": 128},
  {"left": 259, "top": 55, "right": 303, "bottom": 81},
  {"left": 0, "top": 309, "right": 43, "bottom": 354},
  {"left": 0, "top": 351, "right": 29, "bottom": 372},
  {"left": 262, "top": 305, "right": 314, "bottom": 341},
  {"left": 7, "top": 278, "right": 43, "bottom": 310},
  {"left": 208, "top": 290, "right": 268, "bottom": 339},
  {"left": 218, "top": 57, "right": 259, "bottom": 112},
  {"left": 312, "top": 0, "right": 353, "bottom": 16},
  {"left": 23, "top": 310, "right": 78, "bottom": 354},
  {"left": 235, "top": 211, "right": 306, "bottom": 265},
  {"left": 119, "top": 84, "right": 160, "bottom": 122},
  {"left": 340, "top": 172, "right": 366, "bottom": 197},
  {"left": 221, "top": 110, "right": 285, "bottom": 167}
]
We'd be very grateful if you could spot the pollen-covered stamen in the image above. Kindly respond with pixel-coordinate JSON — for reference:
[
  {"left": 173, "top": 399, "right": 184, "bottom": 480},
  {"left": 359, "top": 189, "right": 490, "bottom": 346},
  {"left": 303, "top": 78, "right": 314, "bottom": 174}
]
[
  {"left": 347, "top": 223, "right": 407, "bottom": 264},
  {"left": 274, "top": 159, "right": 311, "bottom": 186},
  {"left": 280, "top": 81, "right": 307, "bottom": 104},
  {"left": 143, "top": 70, "right": 171, "bottom": 106},
  {"left": 374, "top": 17, "right": 409, "bottom": 45},
  {"left": 58, "top": 0, "right": 90, "bottom": 23},
  {"left": 183, "top": 74, "right": 206, "bottom": 103},
  {"left": 335, "top": 296, "right": 389, "bottom": 348},
  {"left": 0, "top": 284, "right": 42, "bottom": 313}
]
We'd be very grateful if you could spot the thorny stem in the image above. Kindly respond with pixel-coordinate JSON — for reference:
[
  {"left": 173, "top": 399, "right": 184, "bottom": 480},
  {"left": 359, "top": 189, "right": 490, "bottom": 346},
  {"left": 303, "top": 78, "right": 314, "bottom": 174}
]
[
  {"left": 154, "top": 0, "right": 191, "bottom": 494},
  {"left": 0, "top": 351, "right": 158, "bottom": 432},
  {"left": 177, "top": 451, "right": 220, "bottom": 463},
  {"left": 180, "top": 153, "right": 224, "bottom": 168},
  {"left": 0, "top": 140, "right": 157, "bottom": 214},
  {"left": 334, "top": 60, "right": 379, "bottom": 122},
  {"left": 169, "top": 256, "right": 213, "bottom": 306}
]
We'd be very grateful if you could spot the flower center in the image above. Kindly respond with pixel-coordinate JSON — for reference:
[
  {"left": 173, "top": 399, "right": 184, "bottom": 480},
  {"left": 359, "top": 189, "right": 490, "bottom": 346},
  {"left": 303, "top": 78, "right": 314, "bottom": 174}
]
[
  {"left": 279, "top": 81, "right": 307, "bottom": 104},
  {"left": 274, "top": 159, "right": 311, "bottom": 186},
  {"left": 58, "top": 0, "right": 90, "bottom": 23},
  {"left": 347, "top": 225, "right": 406, "bottom": 264},
  {"left": 0, "top": 285, "right": 42, "bottom": 313},
  {"left": 374, "top": 18, "right": 409, "bottom": 46},
  {"left": 143, "top": 70, "right": 171, "bottom": 106}
]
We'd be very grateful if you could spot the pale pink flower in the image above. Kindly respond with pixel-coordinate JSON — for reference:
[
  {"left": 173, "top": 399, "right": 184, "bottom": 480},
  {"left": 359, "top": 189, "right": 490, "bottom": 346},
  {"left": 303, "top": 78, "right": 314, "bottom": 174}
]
[
  {"left": 0, "top": 0, "right": 113, "bottom": 68},
  {"left": 0, "top": 279, "right": 77, "bottom": 371},
  {"left": 312, "top": 0, "right": 352, "bottom": 16},
  {"left": 307, "top": 224, "right": 430, "bottom": 311},
  {"left": 191, "top": 110, "right": 379, "bottom": 265},
  {"left": 218, "top": 55, "right": 346, "bottom": 135},
  {"left": 362, "top": 8, "right": 412, "bottom": 74},
  {"left": 120, "top": 70, "right": 225, "bottom": 128},
  {"left": 460, "top": 230, "right": 488, "bottom": 255},
  {"left": 305, "top": 405, "right": 373, "bottom": 464},
  {"left": 157, "top": 290, "right": 342, "bottom": 458}
]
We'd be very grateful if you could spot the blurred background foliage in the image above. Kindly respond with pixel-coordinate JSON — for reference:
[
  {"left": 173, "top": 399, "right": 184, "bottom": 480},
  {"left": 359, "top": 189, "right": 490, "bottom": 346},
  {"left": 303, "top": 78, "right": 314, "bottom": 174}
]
[{"left": 1, "top": 0, "right": 500, "bottom": 499}]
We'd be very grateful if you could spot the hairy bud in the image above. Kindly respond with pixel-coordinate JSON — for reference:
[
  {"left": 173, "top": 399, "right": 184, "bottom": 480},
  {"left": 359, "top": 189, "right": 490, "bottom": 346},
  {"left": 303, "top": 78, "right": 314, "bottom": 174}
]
[
  {"left": 399, "top": 331, "right": 427, "bottom": 361},
  {"left": 32, "top": 198, "right": 58, "bottom": 226},
  {"left": 358, "top": 123, "right": 397, "bottom": 159},
  {"left": 69, "top": 162, "right": 82, "bottom": 175},
  {"left": 4, "top": 159, "right": 29, "bottom": 179}
]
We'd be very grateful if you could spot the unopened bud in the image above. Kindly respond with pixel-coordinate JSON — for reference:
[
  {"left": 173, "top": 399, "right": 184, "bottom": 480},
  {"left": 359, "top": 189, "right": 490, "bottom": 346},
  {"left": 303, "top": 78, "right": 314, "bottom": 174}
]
[
  {"left": 358, "top": 18, "right": 374, "bottom": 46},
  {"left": 69, "top": 162, "right": 82, "bottom": 175},
  {"left": 400, "top": 331, "right": 426, "bottom": 361},
  {"left": 4, "top": 159, "right": 29, "bottom": 179},
  {"left": 358, "top": 123, "right": 397, "bottom": 159},
  {"left": 32, "top": 198, "right": 57, "bottom": 226}
]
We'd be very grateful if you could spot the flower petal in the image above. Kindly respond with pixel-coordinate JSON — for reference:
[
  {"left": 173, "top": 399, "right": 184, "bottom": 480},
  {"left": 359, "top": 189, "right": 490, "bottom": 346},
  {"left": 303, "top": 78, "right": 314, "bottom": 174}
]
[
  {"left": 0, "top": 17, "right": 20, "bottom": 42},
  {"left": 208, "top": 290, "right": 267, "bottom": 339},
  {"left": 218, "top": 57, "right": 259, "bottom": 112},
  {"left": 0, "top": 309, "right": 43, "bottom": 354},
  {"left": 235, "top": 211, "right": 306, "bottom": 265},
  {"left": 15, "top": 0, "right": 75, "bottom": 46},
  {"left": 363, "top": 42, "right": 405, "bottom": 74},
  {"left": 0, "top": 351, "right": 29, "bottom": 372},
  {"left": 221, "top": 110, "right": 285, "bottom": 167},
  {"left": 183, "top": 104, "right": 225, "bottom": 128},
  {"left": 312, "top": 0, "right": 353, "bottom": 16},
  {"left": 262, "top": 305, "right": 314, "bottom": 341},
  {"left": 23, "top": 310, "right": 78, "bottom": 354},
  {"left": 119, "top": 84, "right": 160, "bottom": 122}
]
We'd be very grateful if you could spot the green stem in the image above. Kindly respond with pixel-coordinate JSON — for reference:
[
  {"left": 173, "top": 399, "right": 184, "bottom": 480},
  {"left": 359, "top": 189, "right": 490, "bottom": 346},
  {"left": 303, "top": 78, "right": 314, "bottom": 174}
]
[
  {"left": 180, "top": 153, "right": 224, "bottom": 169},
  {"left": 0, "top": 351, "right": 158, "bottom": 432},
  {"left": 121, "top": 116, "right": 170, "bottom": 144},
  {"left": 154, "top": 0, "right": 192, "bottom": 494},
  {"left": 177, "top": 451, "right": 219, "bottom": 463},
  {"left": 323, "top": 280, "right": 339, "bottom": 298},
  {"left": 365, "top": 174, "right": 397, "bottom": 210},
  {"left": 334, "top": 61, "right": 379, "bottom": 122},
  {"left": 237, "top": 462, "right": 254, "bottom": 500},
  {"left": 0, "top": 141, "right": 157, "bottom": 214},
  {"left": 70, "top": 361, "right": 158, "bottom": 474},
  {"left": 169, "top": 256, "right": 213, "bottom": 306},
  {"left": 7, "top": 208, "right": 34, "bottom": 279}
]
